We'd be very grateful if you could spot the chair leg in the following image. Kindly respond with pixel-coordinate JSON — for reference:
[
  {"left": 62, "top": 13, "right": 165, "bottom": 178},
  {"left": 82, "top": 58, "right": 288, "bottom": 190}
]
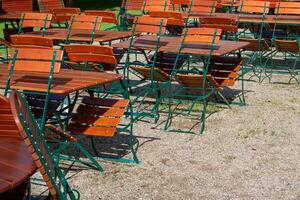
[
  {"left": 199, "top": 99, "right": 207, "bottom": 135},
  {"left": 73, "top": 142, "right": 104, "bottom": 172}
]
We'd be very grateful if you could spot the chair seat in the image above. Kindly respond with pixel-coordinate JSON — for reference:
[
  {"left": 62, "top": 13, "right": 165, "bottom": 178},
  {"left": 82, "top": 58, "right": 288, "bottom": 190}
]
[
  {"left": 82, "top": 96, "right": 129, "bottom": 108},
  {"left": 176, "top": 73, "right": 222, "bottom": 91},
  {"left": 69, "top": 97, "right": 129, "bottom": 137},
  {"left": 131, "top": 66, "right": 171, "bottom": 82}
]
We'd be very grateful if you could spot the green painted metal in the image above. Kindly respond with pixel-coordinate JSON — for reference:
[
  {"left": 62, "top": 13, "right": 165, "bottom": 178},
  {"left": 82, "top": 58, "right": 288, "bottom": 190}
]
[
  {"left": 164, "top": 28, "right": 225, "bottom": 134},
  {"left": 4, "top": 49, "right": 18, "bottom": 96},
  {"left": 123, "top": 16, "right": 167, "bottom": 123},
  {"left": 16, "top": 92, "right": 79, "bottom": 200}
]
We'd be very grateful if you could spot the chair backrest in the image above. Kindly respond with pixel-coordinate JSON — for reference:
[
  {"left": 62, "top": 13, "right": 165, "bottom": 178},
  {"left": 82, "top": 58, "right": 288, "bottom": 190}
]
[
  {"left": 9, "top": 90, "right": 78, "bottom": 200},
  {"left": 10, "top": 35, "right": 54, "bottom": 49},
  {"left": 133, "top": 16, "right": 168, "bottom": 34},
  {"left": 8, "top": 48, "right": 63, "bottom": 73},
  {"left": 191, "top": 0, "right": 217, "bottom": 13},
  {"left": 19, "top": 13, "right": 53, "bottom": 34},
  {"left": 239, "top": 0, "right": 270, "bottom": 14},
  {"left": 2, "top": 0, "right": 33, "bottom": 13},
  {"left": 38, "top": 0, "right": 65, "bottom": 12},
  {"left": 64, "top": 44, "right": 118, "bottom": 70},
  {"left": 84, "top": 10, "right": 118, "bottom": 25},
  {"left": 69, "top": 15, "right": 102, "bottom": 30},
  {"left": 200, "top": 17, "right": 238, "bottom": 33},
  {"left": 149, "top": 11, "right": 184, "bottom": 26},
  {"left": 144, "top": 0, "right": 169, "bottom": 12},
  {"left": 122, "top": 0, "right": 145, "bottom": 11},
  {"left": 275, "top": 2, "right": 300, "bottom": 15},
  {"left": 181, "top": 27, "right": 222, "bottom": 44},
  {"left": 51, "top": 8, "right": 81, "bottom": 23}
]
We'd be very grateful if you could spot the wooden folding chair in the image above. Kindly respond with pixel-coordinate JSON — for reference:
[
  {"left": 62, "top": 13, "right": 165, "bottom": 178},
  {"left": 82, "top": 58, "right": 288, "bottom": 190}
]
[
  {"left": 119, "top": 0, "right": 146, "bottom": 30},
  {"left": 124, "top": 16, "right": 168, "bottom": 122},
  {"left": 238, "top": 0, "right": 271, "bottom": 81},
  {"left": 10, "top": 90, "right": 81, "bottom": 200},
  {"left": 66, "top": 15, "right": 102, "bottom": 44},
  {"left": 267, "top": 39, "right": 300, "bottom": 83},
  {"left": 37, "top": 0, "right": 65, "bottom": 12},
  {"left": 164, "top": 27, "right": 243, "bottom": 134},
  {"left": 84, "top": 10, "right": 119, "bottom": 30}
]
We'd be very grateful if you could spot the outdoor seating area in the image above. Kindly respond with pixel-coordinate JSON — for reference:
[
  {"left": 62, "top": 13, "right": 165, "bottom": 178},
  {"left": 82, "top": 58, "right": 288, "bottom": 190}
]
[{"left": 0, "top": 0, "right": 299, "bottom": 199}]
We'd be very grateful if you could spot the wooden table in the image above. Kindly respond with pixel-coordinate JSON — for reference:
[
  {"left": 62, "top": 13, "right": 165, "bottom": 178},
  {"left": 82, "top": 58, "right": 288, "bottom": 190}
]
[
  {"left": 0, "top": 64, "right": 123, "bottom": 95},
  {"left": 112, "top": 35, "right": 249, "bottom": 56},
  {"left": 0, "top": 12, "right": 22, "bottom": 21},
  {"left": 23, "top": 29, "right": 133, "bottom": 43},
  {"left": 0, "top": 137, "right": 36, "bottom": 194},
  {"left": 188, "top": 12, "right": 300, "bottom": 25},
  {"left": 0, "top": 97, "right": 36, "bottom": 195}
]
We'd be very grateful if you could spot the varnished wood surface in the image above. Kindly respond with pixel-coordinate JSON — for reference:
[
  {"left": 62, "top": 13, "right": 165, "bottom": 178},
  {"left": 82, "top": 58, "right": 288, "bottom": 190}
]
[
  {"left": 0, "top": 64, "right": 122, "bottom": 94},
  {"left": 112, "top": 35, "right": 249, "bottom": 56},
  {"left": 188, "top": 13, "right": 300, "bottom": 25},
  {"left": 0, "top": 96, "right": 36, "bottom": 194},
  {"left": 23, "top": 29, "right": 133, "bottom": 43}
]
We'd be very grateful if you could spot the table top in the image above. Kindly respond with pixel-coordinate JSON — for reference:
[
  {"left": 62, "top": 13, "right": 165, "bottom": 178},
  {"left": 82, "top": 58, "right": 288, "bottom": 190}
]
[
  {"left": 189, "top": 13, "right": 300, "bottom": 25},
  {"left": 112, "top": 35, "right": 249, "bottom": 56},
  {"left": 0, "top": 12, "right": 23, "bottom": 21},
  {"left": 0, "top": 137, "right": 36, "bottom": 193},
  {"left": 23, "top": 29, "right": 133, "bottom": 43},
  {"left": 0, "top": 97, "right": 36, "bottom": 193},
  {"left": 0, "top": 64, "right": 123, "bottom": 95}
]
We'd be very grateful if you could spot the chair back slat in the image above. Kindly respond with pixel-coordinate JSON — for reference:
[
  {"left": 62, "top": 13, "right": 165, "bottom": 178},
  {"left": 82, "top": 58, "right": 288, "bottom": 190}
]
[
  {"left": 239, "top": 0, "right": 270, "bottom": 14},
  {"left": 84, "top": 10, "right": 118, "bottom": 24},
  {"left": 134, "top": 16, "right": 167, "bottom": 34},
  {"left": 21, "top": 13, "right": 53, "bottom": 29},
  {"left": 2, "top": 0, "right": 33, "bottom": 13},
  {"left": 10, "top": 35, "right": 54, "bottom": 49},
  {"left": 182, "top": 27, "right": 222, "bottom": 43},
  {"left": 8, "top": 48, "right": 63, "bottom": 73},
  {"left": 38, "top": 0, "right": 64, "bottom": 12},
  {"left": 9, "top": 91, "right": 62, "bottom": 199},
  {"left": 275, "top": 2, "right": 300, "bottom": 15},
  {"left": 64, "top": 44, "right": 117, "bottom": 65}
]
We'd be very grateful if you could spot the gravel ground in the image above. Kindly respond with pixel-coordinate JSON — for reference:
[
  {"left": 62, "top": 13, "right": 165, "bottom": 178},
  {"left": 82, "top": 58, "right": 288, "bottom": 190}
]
[{"left": 31, "top": 73, "right": 300, "bottom": 200}]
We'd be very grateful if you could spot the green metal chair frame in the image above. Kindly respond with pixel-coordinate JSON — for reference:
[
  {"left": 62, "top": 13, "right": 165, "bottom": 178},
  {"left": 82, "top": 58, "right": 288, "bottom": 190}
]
[
  {"left": 238, "top": 0, "right": 271, "bottom": 82},
  {"left": 164, "top": 27, "right": 227, "bottom": 134},
  {"left": 10, "top": 90, "right": 80, "bottom": 200},
  {"left": 265, "top": 2, "right": 300, "bottom": 83},
  {"left": 124, "top": 16, "right": 168, "bottom": 123}
]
